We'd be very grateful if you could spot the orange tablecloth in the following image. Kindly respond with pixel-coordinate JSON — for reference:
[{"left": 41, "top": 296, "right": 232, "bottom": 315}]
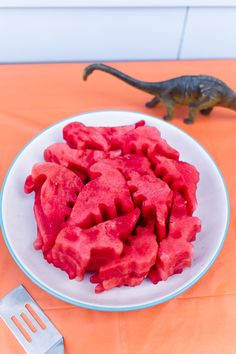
[{"left": 0, "top": 60, "right": 236, "bottom": 354}]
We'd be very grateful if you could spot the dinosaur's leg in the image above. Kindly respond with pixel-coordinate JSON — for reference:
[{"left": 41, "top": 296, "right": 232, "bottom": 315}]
[
  {"left": 184, "top": 109, "right": 198, "bottom": 124},
  {"left": 162, "top": 98, "right": 175, "bottom": 121},
  {"left": 145, "top": 96, "right": 160, "bottom": 108},
  {"left": 184, "top": 97, "right": 214, "bottom": 124},
  {"left": 200, "top": 107, "right": 213, "bottom": 115}
]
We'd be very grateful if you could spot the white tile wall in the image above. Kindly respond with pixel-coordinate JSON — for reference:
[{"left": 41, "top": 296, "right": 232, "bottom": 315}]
[
  {"left": 0, "top": 6, "right": 235, "bottom": 63},
  {"left": 0, "top": 7, "right": 186, "bottom": 63},
  {"left": 180, "top": 7, "right": 236, "bottom": 59}
]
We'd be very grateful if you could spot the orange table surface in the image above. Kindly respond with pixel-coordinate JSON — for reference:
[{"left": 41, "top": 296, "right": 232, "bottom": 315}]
[{"left": 0, "top": 60, "right": 236, "bottom": 354}]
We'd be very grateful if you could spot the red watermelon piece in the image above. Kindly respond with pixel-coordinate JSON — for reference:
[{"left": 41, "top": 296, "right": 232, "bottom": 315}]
[
  {"left": 103, "top": 120, "right": 145, "bottom": 149},
  {"left": 153, "top": 155, "right": 199, "bottom": 214},
  {"left": 148, "top": 192, "right": 201, "bottom": 284},
  {"left": 148, "top": 238, "right": 194, "bottom": 284},
  {"left": 63, "top": 120, "right": 145, "bottom": 151},
  {"left": 90, "top": 225, "right": 158, "bottom": 293},
  {"left": 128, "top": 173, "right": 173, "bottom": 240},
  {"left": 63, "top": 122, "right": 110, "bottom": 151},
  {"left": 119, "top": 125, "right": 179, "bottom": 160},
  {"left": 47, "top": 209, "right": 140, "bottom": 280},
  {"left": 44, "top": 142, "right": 121, "bottom": 182},
  {"left": 68, "top": 164, "right": 134, "bottom": 229},
  {"left": 89, "top": 154, "right": 155, "bottom": 181},
  {"left": 169, "top": 193, "right": 201, "bottom": 242},
  {"left": 24, "top": 162, "right": 83, "bottom": 251}
]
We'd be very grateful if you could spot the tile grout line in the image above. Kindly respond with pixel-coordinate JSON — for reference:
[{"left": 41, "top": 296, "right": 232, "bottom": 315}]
[{"left": 177, "top": 6, "right": 189, "bottom": 60}]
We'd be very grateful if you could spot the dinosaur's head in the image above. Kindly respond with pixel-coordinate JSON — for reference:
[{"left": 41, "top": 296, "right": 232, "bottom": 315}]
[
  {"left": 82, "top": 68, "right": 90, "bottom": 81},
  {"left": 83, "top": 64, "right": 99, "bottom": 81}
]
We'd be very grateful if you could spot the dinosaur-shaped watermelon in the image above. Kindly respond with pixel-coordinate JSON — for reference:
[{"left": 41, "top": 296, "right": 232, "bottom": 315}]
[
  {"left": 89, "top": 154, "right": 155, "bottom": 181},
  {"left": 169, "top": 193, "right": 201, "bottom": 242},
  {"left": 63, "top": 120, "right": 144, "bottom": 151},
  {"left": 148, "top": 192, "right": 201, "bottom": 284},
  {"left": 68, "top": 163, "right": 134, "bottom": 229},
  {"left": 24, "top": 162, "right": 83, "bottom": 251},
  {"left": 44, "top": 142, "right": 121, "bottom": 182},
  {"left": 148, "top": 238, "right": 194, "bottom": 284},
  {"left": 120, "top": 125, "right": 179, "bottom": 160},
  {"left": 152, "top": 155, "right": 199, "bottom": 214},
  {"left": 47, "top": 209, "right": 140, "bottom": 280},
  {"left": 127, "top": 173, "right": 173, "bottom": 240},
  {"left": 90, "top": 224, "right": 158, "bottom": 293}
]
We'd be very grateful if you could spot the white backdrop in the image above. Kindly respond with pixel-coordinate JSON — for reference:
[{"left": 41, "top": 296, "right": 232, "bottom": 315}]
[{"left": 0, "top": 2, "right": 236, "bottom": 63}]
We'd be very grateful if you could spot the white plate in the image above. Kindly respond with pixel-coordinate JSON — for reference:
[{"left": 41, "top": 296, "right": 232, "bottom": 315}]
[{"left": 0, "top": 110, "right": 229, "bottom": 312}]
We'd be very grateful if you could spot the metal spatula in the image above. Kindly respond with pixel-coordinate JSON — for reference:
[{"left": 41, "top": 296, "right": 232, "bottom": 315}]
[{"left": 0, "top": 285, "right": 64, "bottom": 354}]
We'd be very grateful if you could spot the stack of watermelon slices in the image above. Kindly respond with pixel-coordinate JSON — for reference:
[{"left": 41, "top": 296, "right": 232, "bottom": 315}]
[{"left": 24, "top": 120, "right": 201, "bottom": 293}]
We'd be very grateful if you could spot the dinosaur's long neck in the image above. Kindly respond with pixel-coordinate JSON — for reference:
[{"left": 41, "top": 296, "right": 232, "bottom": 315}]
[{"left": 83, "top": 64, "right": 159, "bottom": 94}]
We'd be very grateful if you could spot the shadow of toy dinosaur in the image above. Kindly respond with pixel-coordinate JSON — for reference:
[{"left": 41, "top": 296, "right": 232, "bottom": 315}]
[{"left": 83, "top": 63, "right": 236, "bottom": 124}]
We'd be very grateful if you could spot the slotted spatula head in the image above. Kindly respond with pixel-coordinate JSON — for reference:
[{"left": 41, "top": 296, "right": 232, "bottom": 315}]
[{"left": 0, "top": 285, "right": 64, "bottom": 354}]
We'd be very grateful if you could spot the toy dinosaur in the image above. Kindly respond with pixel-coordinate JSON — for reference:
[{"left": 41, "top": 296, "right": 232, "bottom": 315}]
[{"left": 83, "top": 63, "right": 236, "bottom": 124}]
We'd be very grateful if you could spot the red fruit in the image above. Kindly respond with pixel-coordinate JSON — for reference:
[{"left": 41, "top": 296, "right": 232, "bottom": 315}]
[
  {"left": 119, "top": 125, "right": 179, "bottom": 160},
  {"left": 25, "top": 121, "right": 201, "bottom": 294},
  {"left": 44, "top": 142, "right": 121, "bottom": 182},
  {"left": 63, "top": 122, "right": 110, "bottom": 151},
  {"left": 148, "top": 192, "right": 201, "bottom": 285},
  {"left": 128, "top": 173, "right": 173, "bottom": 240},
  {"left": 63, "top": 120, "right": 145, "bottom": 151},
  {"left": 99, "top": 120, "right": 145, "bottom": 149},
  {"left": 24, "top": 163, "right": 83, "bottom": 251},
  {"left": 89, "top": 154, "right": 155, "bottom": 181},
  {"left": 153, "top": 155, "right": 200, "bottom": 214},
  {"left": 169, "top": 191, "right": 188, "bottom": 218},
  {"left": 69, "top": 164, "right": 134, "bottom": 228},
  {"left": 149, "top": 238, "right": 194, "bottom": 284},
  {"left": 48, "top": 209, "right": 140, "bottom": 280},
  {"left": 169, "top": 193, "right": 201, "bottom": 242},
  {"left": 91, "top": 225, "right": 158, "bottom": 293}
]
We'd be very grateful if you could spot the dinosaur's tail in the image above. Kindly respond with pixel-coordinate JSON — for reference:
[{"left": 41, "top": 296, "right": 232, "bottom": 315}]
[{"left": 83, "top": 63, "right": 159, "bottom": 94}]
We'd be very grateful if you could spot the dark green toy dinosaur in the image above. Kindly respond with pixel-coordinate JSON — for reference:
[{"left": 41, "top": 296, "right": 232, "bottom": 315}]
[{"left": 83, "top": 63, "right": 236, "bottom": 124}]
